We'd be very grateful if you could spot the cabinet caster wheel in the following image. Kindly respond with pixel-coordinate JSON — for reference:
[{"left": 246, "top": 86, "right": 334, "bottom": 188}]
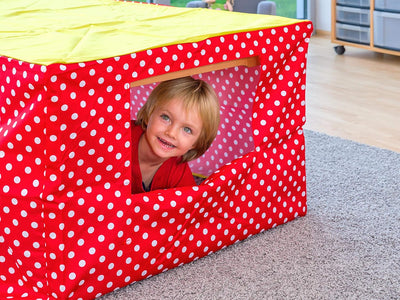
[{"left": 334, "top": 45, "right": 345, "bottom": 55}]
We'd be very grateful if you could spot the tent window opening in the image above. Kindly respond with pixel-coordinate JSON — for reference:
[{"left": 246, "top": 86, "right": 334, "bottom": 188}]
[{"left": 130, "top": 57, "right": 261, "bottom": 194}]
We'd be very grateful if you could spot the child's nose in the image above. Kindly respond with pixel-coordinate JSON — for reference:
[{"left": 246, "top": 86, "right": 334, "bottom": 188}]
[{"left": 165, "top": 125, "right": 178, "bottom": 139}]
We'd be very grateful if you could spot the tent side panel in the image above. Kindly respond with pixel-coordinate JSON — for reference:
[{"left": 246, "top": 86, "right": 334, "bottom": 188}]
[{"left": 0, "top": 58, "right": 50, "bottom": 299}]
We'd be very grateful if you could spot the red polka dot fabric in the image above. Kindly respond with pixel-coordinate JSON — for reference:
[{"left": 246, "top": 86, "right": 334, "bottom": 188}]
[{"left": 0, "top": 21, "right": 313, "bottom": 299}]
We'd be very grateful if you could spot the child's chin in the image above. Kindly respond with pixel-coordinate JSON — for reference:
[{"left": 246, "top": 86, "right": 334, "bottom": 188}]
[{"left": 154, "top": 146, "right": 176, "bottom": 158}]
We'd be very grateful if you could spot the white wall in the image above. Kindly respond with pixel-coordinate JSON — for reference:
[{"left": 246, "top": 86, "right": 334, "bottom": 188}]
[{"left": 315, "top": 0, "right": 331, "bottom": 32}]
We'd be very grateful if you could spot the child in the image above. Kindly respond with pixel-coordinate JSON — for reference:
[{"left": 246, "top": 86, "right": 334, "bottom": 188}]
[
  {"left": 131, "top": 76, "right": 220, "bottom": 194},
  {"left": 224, "top": 0, "right": 233, "bottom": 11}
]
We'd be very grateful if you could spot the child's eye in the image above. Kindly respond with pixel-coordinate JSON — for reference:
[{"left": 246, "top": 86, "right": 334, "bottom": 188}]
[
  {"left": 183, "top": 127, "right": 192, "bottom": 134},
  {"left": 160, "top": 114, "right": 170, "bottom": 121}
]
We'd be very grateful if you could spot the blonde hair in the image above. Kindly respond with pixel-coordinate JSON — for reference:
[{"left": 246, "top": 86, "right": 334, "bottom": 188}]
[{"left": 136, "top": 76, "right": 220, "bottom": 162}]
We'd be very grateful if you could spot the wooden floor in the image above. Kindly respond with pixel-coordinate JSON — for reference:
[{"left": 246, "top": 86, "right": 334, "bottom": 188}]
[{"left": 304, "top": 34, "right": 400, "bottom": 153}]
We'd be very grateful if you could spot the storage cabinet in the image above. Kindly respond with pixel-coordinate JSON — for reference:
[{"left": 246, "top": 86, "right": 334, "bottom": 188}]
[{"left": 331, "top": 0, "right": 400, "bottom": 56}]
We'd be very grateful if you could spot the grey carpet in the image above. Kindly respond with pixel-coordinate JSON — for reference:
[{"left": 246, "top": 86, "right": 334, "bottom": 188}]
[{"left": 100, "top": 130, "right": 400, "bottom": 300}]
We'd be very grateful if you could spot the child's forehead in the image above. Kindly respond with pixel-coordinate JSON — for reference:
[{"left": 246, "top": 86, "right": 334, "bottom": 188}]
[
  {"left": 157, "top": 98, "right": 202, "bottom": 121},
  {"left": 157, "top": 97, "right": 199, "bottom": 112}
]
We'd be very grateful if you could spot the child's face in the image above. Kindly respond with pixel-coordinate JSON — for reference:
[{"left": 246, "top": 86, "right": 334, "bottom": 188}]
[{"left": 144, "top": 98, "right": 203, "bottom": 161}]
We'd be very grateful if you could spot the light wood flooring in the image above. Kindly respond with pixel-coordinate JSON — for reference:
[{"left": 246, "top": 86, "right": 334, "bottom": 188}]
[{"left": 304, "top": 34, "right": 400, "bottom": 153}]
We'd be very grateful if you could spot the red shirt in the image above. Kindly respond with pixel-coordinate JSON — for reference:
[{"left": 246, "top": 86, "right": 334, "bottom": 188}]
[{"left": 131, "top": 122, "right": 196, "bottom": 194}]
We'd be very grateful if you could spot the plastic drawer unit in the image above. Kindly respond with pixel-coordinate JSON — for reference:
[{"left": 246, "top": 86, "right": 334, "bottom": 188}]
[
  {"left": 332, "top": 0, "right": 400, "bottom": 56},
  {"left": 374, "top": 11, "right": 400, "bottom": 50},
  {"left": 336, "top": 6, "right": 370, "bottom": 26},
  {"left": 336, "top": 0, "right": 370, "bottom": 8},
  {"left": 375, "top": 0, "right": 400, "bottom": 13},
  {"left": 336, "top": 23, "right": 370, "bottom": 44}
]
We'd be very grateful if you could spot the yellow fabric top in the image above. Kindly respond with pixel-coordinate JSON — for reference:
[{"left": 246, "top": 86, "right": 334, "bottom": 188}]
[{"left": 0, "top": 0, "right": 306, "bottom": 65}]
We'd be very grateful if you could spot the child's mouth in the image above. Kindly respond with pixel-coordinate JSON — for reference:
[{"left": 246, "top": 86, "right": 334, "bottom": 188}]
[{"left": 158, "top": 137, "right": 176, "bottom": 149}]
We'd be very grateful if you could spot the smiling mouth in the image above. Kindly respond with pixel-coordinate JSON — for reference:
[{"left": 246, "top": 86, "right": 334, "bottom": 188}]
[{"left": 158, "top": 137, "right": 176, "bottom": 149}]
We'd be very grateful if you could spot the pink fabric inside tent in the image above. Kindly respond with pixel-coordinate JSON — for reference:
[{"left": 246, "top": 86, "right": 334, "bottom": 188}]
[{"left": 131, "top": 66, "right": 259, "bottom": 176}]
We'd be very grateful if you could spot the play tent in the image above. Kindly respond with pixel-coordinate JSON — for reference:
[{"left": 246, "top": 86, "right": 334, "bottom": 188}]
[{"left": 0, "top": 0, "right": 313, "bottom": 299}]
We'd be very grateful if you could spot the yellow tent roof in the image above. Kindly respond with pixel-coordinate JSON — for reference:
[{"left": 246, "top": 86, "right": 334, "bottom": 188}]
[{"left": 0, "top": 0, "right": 305, "bottom": 65}]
